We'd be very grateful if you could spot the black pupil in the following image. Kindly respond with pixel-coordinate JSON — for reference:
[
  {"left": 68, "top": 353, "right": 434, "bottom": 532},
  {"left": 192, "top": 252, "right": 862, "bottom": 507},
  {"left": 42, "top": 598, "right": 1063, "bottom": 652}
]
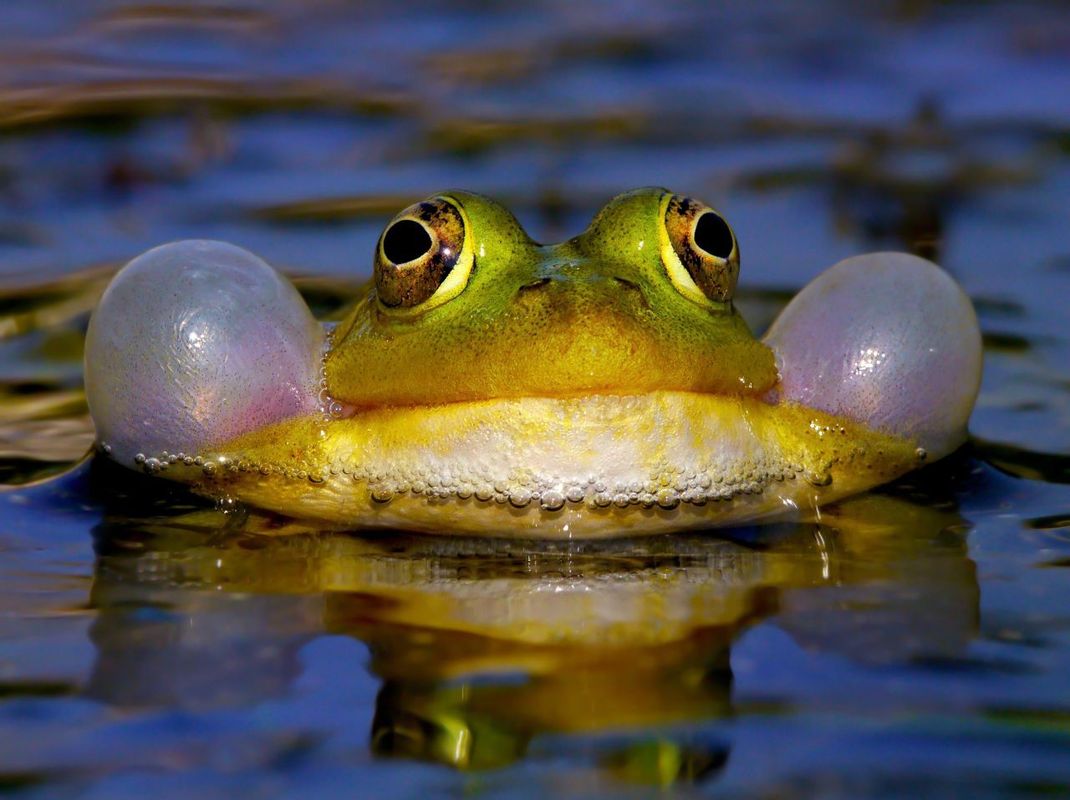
[
  {"left": 383, "top": 219, "right": 433, "bottom": 264},
  {"left": 694, "top": 212, "right": 734, "bottom": 259}
]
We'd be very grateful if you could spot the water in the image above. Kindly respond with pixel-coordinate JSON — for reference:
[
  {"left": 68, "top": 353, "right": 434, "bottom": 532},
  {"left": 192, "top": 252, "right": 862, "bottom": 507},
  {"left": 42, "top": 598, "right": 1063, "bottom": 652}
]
[{"left": 1, "top": 1, "right": 1069, "bottom": 797}]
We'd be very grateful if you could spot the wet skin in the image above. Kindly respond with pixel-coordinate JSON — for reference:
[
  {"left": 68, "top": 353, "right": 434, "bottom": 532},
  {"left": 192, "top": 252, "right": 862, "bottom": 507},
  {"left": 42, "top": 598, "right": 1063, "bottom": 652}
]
[{"left": 83, "top": 188, "right": 984, "bottom": 538}]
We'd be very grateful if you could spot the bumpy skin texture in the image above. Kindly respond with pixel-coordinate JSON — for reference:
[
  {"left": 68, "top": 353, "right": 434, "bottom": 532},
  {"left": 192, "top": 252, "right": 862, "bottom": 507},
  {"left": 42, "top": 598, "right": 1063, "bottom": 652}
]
[{"left": 84, "top": 190, "right": 983, "bottom": 537}]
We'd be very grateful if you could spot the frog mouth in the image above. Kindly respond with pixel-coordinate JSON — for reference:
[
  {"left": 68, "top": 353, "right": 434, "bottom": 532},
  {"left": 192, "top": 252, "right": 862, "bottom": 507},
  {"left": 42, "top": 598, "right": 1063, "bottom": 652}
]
[{"left": 125, "top": 388, "right": 923, "bottom": 539}]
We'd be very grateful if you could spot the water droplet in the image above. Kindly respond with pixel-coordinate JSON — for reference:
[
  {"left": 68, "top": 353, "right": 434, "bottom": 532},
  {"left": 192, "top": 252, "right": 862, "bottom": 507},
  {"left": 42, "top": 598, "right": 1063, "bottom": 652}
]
[
  {"left": 509, "top": 489, "right": 533, "bottom": 508},
  {"left": 216, "top": 494, "right": 240, "bottom": 512},
  {"left": 656, "top": 489, "right": 680, "bottom": 510},
  {"left": 541, "top": 490, "right": 565, "bottom": 511},
  {"left": 805, "top": 470, "right": 832, "bottom": 487},
  {"left": 592, "top": 492, "right": 613, "bottom": 508},
  {"left": 371, "top": 487, "right": 394, "bottom": 503},
  {"left": 613, "top": 493, "right": 631, "bottom": 508},
  {"left": 565, "top": 486, "right": 585, "bottom": 503}
]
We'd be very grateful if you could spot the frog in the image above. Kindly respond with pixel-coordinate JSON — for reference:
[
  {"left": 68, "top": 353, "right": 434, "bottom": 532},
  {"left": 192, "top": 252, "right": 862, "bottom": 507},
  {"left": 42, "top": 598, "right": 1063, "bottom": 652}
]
[{"left": 83, "top": 188, "right": 983, "bottom": 538}]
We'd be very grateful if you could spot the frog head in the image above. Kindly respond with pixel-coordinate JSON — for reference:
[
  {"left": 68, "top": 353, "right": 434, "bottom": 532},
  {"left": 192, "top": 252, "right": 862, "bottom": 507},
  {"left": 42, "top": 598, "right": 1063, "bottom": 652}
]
[{"left": 326, "top": 188, "right": 777, "bottom": 408}]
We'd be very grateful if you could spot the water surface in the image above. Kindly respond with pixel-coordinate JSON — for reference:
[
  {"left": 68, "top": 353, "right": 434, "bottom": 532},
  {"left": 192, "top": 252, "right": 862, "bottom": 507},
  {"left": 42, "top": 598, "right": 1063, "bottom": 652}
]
[{"left": 1, "top": 2, "right": 1069, "bottom": 797}]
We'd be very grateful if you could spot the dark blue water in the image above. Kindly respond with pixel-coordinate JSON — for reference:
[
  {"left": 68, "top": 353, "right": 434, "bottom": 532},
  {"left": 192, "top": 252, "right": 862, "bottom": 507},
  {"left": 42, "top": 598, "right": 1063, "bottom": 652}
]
[{"left": 1, "top": 2, "right": 1069, "bottom": 797}]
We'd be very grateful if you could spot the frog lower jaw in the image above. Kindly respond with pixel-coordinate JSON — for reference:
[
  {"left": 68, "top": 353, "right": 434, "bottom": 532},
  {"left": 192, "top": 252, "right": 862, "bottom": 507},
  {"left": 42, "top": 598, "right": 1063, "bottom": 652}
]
[{"left": 146, "top": 391, "right": 923, "bottom": 538}]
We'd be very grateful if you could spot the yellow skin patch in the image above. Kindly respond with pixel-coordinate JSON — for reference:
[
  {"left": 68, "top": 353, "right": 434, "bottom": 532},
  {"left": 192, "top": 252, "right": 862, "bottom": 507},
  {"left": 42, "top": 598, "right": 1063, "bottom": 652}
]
[
  {"left": 176, "top": 392, "right": 920, "bottom": 538},
  {"left": 152, "top": 188, "right": 927, "bottom": 537}
]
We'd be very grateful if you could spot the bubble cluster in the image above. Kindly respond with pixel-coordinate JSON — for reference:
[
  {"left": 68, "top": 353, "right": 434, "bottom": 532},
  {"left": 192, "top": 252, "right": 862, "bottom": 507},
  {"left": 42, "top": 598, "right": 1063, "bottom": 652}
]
[
  {"left": 317, "top": 326, "right": 345, "bottom": 421},
  {"left": 130, "top": 443, "right": 820, "bottom": 513}
]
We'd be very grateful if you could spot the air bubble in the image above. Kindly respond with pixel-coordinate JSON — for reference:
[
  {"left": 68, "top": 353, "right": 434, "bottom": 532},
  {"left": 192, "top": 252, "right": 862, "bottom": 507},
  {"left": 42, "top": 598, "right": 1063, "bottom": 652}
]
[
  {"left": 805, "top": 471, "right": 832, "bottom": 487},
  {"left": 593, "top": 492, "right": 613, "bottom": 508},
  {"left": 509, "top": 489, "right": 533, "bottom": 508},
  {"left": 656, "top": 489, "right": 680, "bottom": 510},
  {"left": 541, "top": 490, "right": 565, "bottom": 511}
]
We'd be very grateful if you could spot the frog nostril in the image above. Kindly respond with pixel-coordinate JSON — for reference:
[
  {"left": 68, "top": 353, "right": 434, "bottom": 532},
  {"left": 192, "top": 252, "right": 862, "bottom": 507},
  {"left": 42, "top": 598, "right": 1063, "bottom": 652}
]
[
  {"left": 518, "top": 278, "right": 551, "bottom": 292},
  {"left": 613, "top": 277, "right": 650, "bottom": 309}
]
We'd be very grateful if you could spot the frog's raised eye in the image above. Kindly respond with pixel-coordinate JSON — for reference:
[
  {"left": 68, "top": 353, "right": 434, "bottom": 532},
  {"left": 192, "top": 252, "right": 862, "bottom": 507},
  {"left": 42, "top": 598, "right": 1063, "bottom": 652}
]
[
  {"left": 375, "top": 196, "right": 473, "bottom": 311},
  {"left": 659, "top": 194, "right": 739, "bottom": 306}
]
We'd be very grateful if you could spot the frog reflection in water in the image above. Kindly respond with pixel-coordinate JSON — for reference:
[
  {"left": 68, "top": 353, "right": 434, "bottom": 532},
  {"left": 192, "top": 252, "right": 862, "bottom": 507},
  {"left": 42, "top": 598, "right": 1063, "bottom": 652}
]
[
  {"left": 84, "top": 188, "right": 982, "bottom": 537},
  {"left": 83, "top": 490, "right": 978, "bottom": 783}
]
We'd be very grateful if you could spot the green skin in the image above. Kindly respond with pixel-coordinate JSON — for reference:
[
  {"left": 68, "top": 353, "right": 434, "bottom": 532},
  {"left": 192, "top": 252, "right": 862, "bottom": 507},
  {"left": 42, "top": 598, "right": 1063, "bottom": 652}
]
[
  {"left": 164, "top": 187, "right": 921, "bottom": 538},
  {"left": 326, "top": 188, "right": 779, "bottom": 408}
]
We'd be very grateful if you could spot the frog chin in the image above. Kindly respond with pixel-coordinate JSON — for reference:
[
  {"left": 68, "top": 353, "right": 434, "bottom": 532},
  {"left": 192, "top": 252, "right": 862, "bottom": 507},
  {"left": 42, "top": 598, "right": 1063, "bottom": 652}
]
[
  {"left": 84, "top": 240, "right": 325, "bottom": 468},
  {"left": 763, "top": 252, "right": 983, "bottom": 461}
]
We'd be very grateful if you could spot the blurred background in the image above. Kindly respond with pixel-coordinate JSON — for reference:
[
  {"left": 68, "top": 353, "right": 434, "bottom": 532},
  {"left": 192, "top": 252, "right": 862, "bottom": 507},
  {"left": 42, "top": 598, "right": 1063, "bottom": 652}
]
[{"left": 1, "top": 2, "right": 1070, "bottom": 798}]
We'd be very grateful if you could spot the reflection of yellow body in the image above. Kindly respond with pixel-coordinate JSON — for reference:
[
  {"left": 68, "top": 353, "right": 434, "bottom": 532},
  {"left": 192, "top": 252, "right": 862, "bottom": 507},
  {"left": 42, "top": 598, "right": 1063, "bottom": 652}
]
[
  {"left": 88, "top": 493, "right": 976, "bottom": 780},
  {"left": 163, "top": 189, "right": 923, "bottom": 536}
]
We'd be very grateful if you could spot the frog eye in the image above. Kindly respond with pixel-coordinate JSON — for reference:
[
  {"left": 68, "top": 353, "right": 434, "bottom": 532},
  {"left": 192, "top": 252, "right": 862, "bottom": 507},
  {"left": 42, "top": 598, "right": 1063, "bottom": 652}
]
[
  {"left": 659, "top": 194, "right": 739, "bottom": 306},
  {"left": 374, "top": 196, "right": 473, "bottom": 310}
]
